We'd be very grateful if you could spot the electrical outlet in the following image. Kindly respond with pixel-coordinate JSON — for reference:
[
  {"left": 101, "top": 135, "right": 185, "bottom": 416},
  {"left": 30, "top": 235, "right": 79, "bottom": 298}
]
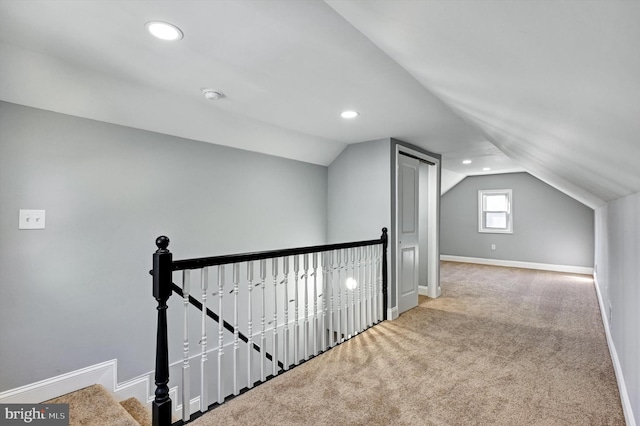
[
  {"left": 491, "top": 244, "right": 496, "bottom": 251},
  {"left": 19, "top": 209, "right": 46, "bottom": 229}
]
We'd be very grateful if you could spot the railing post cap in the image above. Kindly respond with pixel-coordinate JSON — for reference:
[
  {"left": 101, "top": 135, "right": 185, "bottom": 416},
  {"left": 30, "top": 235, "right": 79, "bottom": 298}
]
[
  {"left": 156, "top": 236, "right": 170, "bottom": 251},
  {"left": 382, "top": 227, "right": 388, "bottom": 234}
]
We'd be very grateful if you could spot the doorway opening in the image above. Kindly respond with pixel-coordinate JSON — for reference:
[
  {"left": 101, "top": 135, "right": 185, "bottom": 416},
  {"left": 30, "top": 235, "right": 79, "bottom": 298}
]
[{"left": 392, "top": 144, "right": 441, "bottom": 318}]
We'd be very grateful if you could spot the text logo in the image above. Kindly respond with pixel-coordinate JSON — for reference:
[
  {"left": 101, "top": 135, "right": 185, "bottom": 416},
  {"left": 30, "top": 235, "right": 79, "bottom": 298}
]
[{"left": 0, "top": 404, "right": 68, "bottom": 425}]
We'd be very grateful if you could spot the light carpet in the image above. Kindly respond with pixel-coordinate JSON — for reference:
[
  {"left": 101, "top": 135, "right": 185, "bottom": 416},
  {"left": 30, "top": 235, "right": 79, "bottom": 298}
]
[
  {"left": 189, "top": 261, "right": 624, "bottom": 425},
  {"left": 44, "top": 384, "right": 143, "bottom": 425}
]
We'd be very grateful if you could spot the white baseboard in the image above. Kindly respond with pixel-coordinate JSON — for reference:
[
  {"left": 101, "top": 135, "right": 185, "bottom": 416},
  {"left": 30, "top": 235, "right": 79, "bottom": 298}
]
[
  {"left": 593, "top": 274, "right": 636, "bottom": 426},
  {"left": 440, "top": 255, "right": 593, "bottom": 275},
  {"left": 387, "top": 306, "right": 398, "bottom": 320},
  {"left": 418, "top": 285, "right": 429, "bottom": 296},
  {"left": 0, "top": 359, "right": 182, "bottom": 419},
  {"left": 0, "top": 360, "right": 118, "bottom": 404}
]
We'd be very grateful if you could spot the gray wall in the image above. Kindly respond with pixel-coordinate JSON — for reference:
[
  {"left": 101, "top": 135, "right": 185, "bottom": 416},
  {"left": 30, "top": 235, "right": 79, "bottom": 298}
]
[
  {"left": 327, "top": 138, "right": 392, "bottom": 308},
  {"left": 0, "top": 102, "right": 328, "bottom": 391},
  {"left": 594, "top": 191, "right": 640, "bottom": 422},
  {"left": 327, "top": 139, "right": 391, "bottom": 243},
  {"left": 441, "top": 172, "right": 594, "bottom": 267}
]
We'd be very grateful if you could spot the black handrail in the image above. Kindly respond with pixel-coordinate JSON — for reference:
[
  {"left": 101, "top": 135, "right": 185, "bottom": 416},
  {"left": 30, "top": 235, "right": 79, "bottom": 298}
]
[{"left": 171, "top": 237, "right": 383, "bottom": 271}]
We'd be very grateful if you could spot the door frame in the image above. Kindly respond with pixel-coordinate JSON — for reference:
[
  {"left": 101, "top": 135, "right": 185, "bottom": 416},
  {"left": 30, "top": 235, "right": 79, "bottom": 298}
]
[{"left": 390, "top": 141, "right": 441, "bottom": 320}]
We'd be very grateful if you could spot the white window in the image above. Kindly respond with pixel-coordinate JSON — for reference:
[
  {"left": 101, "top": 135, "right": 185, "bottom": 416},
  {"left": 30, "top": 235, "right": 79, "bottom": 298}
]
[{"left": 478, "top": 189, "right": 512, "bottom": 233}]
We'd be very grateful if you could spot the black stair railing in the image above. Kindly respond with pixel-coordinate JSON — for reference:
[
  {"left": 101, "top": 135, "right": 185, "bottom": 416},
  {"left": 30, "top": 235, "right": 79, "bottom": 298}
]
[
  {"left": 151, "top": 228, "right": 388, "bottom": 426},
  {"left": 152, "top": 236, "right": 173, "bottom": 426}
]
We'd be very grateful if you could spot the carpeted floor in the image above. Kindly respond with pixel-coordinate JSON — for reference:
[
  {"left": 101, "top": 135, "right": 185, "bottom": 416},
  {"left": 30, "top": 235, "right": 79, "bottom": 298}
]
[{"left": 190, "top": 261, "right": 625, "bottom": 426}]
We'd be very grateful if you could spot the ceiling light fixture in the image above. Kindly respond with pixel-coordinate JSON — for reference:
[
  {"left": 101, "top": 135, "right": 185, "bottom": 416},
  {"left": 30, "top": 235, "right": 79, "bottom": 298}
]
[
  {"left": 202, "top": 89, "right": 224, "bottom": 100},
  {"left": 145, "top": 21, "right": 183, "bottom": 41},
  {"left": 483, "top": 167, "right": 491, "bottom": 171},
  {"left": 341, "top": 110, "right": 359, "bottom": 119},
  {"left": 462, "top": 159, "right": 472, "bottom": 165}
]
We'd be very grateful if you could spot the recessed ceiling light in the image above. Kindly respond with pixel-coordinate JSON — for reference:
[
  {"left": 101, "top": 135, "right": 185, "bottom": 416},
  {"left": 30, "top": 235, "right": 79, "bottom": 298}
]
[
  {"left": 145, "top": 21, "right": 183, "bottom": 41},
  {"left": 462, "top": 159, "right": 472, "bottom": 165},
  {"left": 341, "top": 110, "right": 359, "bottom": 119},
  {"left": 483, "top": 167, "right": 491, "bottom": 171}
]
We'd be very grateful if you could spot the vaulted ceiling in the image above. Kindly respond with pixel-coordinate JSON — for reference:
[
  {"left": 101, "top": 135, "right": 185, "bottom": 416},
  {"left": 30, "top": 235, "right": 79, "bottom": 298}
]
[{"left": 1, "top": 0, "right": 638, "bottom": 208}]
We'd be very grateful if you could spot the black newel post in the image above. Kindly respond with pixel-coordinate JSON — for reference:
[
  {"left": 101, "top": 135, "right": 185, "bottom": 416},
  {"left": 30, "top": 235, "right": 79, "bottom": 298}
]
[
  {"left": 152, "top": 236, "right": 173, "bottom": 426},
  {"left": 381, "top": 227, "right": 388, "bottom": 321}
]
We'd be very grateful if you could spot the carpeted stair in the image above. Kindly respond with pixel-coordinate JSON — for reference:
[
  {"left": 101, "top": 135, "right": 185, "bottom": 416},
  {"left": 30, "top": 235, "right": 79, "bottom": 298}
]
[
  {"left": 120, "top": 396, "right": 152, "bottom": 426},
  {"left": 44, "top": 384, "right": 151, "bottom": 426}
]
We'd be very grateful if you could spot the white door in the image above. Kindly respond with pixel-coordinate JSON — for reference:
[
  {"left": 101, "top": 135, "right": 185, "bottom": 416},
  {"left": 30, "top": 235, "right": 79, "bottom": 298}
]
[{"left": 398, "top": 154, "right": 419, "bottom": 314}]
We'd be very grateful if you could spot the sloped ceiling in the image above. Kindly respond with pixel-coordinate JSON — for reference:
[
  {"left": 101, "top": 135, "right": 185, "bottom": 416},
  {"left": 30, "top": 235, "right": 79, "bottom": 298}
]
[
  {"left": 1, "top": 0, "right": 638, "bottom": 208},
  {"left": 327, "top": 0, "right": 640, "bottom": 208}
]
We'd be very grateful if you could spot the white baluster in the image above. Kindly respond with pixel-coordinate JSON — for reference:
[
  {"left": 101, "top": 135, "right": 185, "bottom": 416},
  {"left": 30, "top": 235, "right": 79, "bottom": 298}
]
[
  {"left": 356, "top": 247, "right": 362, "bottom": 334},
  {"left": 200, "top": 267, "right": 209, "bottom": 411},
  {"left": 359, "top": 246, "right": 365, "bottom": 333},
  {"left": 327, "top": 251, "right": 335, "bottom": 348},
  {"left": 343, "top": 249, "right": 353, "bottom": 340},
  {"left": 353, "top": 248, "right": 357, "bottom": 336},
  {"left": 272, "top": 258, "right": 279, "bottom": 376},
  {"left": 343, "top": 248, "right": 349, "bottom": 341},
  {"left": 182, "top": 270, "right": 190, "bottom": 422},
  {"left": 247, "top": 261, "right": 253, "bottom": 389},
  {"left": 232, "top": 263, "right": 240, "bottom": 395},
  {"left": 303, "top": 253, "right": 309, "bottom": 360},
  {"left": 293, "top": 255, "right": 300, "bottom": 365},
  {"left": 367, "top": 246, "right": 373, "bottom": 328},
  {"left": 372, "top": 246, "right": 377, "bottom": 324},
  {"left": 260, "top": 259, "right": 267, "bottom": 382},
  {"left": 373, "top": 245, "right": 378, "bottom": 325},
  {"left": 350, "top": 247, "right": 356, "bottom": 337},
  {"left": 377, "top": 245, "right": 383, "bottom": 322},
  {"left": 372, "top": 246, "right": 380, "bottom": 324},
  {"left": 336, "top": 249, "right": 342, "bottom": 344},
  {"left": 282, "top": 256, "right": 290, "bottom": 370},
  {"left": 217, "top": 266, "right": 224, "bottom": 404},
  {"left": 321, "top": 252, "right": 328, "bottom": 350},
  {"left": 312, "top": 252, "right": 318, "bottom": 356},
  {"left": 345, "top": 249, "right": 350, "bottom": 339}
]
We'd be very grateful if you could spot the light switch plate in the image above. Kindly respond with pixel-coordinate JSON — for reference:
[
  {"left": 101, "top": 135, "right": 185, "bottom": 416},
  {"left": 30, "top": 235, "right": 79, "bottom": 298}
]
[{"left": 19, "top": 209, "right": 46, "bottom": 229}]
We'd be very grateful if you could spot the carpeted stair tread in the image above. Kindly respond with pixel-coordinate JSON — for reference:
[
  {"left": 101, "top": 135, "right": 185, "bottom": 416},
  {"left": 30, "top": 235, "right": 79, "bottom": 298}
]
[
  {"left": 44, "top": 384, "right": 140, "bottom": 426},
  {"left": 120, "top": 397, "right": 151, "bottom": 426}
]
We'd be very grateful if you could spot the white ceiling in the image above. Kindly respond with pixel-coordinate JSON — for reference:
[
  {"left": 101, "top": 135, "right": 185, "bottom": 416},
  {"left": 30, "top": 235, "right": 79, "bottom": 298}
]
[{"left": 1, "top": 0, "right": 639, "bottom": 208}]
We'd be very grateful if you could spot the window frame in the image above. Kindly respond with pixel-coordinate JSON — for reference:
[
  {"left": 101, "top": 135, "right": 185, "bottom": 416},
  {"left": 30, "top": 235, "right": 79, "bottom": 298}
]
[{"left": 478, "top": 189, "right": 513, "bottom": 234}]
